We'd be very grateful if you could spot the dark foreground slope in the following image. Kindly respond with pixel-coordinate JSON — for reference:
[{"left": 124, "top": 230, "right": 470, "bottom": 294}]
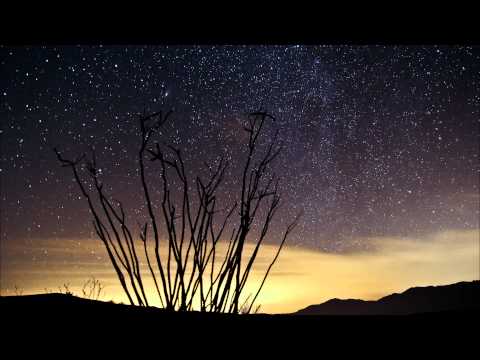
[
  {"left": 295, "top": 280, "right": 480, "bottom": 315},
  {"left": 1, "top": 282, "right": 478, "bottom": 356}
]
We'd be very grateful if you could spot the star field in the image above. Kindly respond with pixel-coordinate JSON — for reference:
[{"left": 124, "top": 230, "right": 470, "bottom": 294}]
[{"left": 1, "top": 45, "right": 479, "bottom": 257}]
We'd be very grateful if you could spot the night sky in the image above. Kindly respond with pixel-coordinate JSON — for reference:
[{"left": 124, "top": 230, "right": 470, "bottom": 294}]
[{"left": 1, "top": 45, "right": 479, "bottom": 305}]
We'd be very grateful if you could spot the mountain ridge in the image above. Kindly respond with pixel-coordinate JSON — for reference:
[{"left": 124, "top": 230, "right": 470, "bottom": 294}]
[{"left": 295, "top": 280, "right": 480, "bottom": 315}]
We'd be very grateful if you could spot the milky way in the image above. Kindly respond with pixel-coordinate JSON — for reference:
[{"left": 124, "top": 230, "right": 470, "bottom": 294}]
[{"left": 1, "top": 45, "right": 479, "bottom": 255}]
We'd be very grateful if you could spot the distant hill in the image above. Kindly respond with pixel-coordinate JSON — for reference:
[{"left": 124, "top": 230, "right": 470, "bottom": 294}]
[{"left": 295, "top": 281, "right": 480, "bottom": 315}]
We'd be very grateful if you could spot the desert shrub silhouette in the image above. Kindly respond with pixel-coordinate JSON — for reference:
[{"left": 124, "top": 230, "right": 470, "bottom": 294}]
[
  {"left": 81, "top": 276, "right": 105, "bottom": 300},
  {"left": 55, "top": 110, "right": 299, "bottom": 313}
]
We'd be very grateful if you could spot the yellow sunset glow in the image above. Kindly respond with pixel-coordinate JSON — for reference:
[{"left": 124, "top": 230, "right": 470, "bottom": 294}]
[{"left": 1, "top": 229, "right": 478, "bottom": 313}]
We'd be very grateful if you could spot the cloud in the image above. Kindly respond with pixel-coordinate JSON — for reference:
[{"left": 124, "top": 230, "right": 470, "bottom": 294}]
[
  {"left": 242, "top": 229, "right": 479, "bottom": 313},
  {"left": 1, "top": 229, "right": 478, "bottom": 313}
]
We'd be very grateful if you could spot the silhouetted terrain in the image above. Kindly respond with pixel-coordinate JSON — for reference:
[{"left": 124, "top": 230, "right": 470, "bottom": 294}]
[
  {"left": 295, "top": 281, "right": 480, "bottom": 315},
  {"left": 1, "top": 281, "right": 478, "bottom": 355}
]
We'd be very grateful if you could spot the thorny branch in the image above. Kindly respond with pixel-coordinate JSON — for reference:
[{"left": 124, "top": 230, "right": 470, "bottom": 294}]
[{"left": 55, "top": 110, "right": 299, "bottom": 313}]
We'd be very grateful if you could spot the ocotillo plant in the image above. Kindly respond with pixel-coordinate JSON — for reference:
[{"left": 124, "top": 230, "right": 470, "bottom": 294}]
[{"left": 55, "top": 110, "right": 299, "bottom": 313}]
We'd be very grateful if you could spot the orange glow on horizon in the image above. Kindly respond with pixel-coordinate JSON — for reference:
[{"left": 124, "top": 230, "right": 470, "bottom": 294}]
[{"left": 1, "top": 229, "right": 478, "bottom": 314}]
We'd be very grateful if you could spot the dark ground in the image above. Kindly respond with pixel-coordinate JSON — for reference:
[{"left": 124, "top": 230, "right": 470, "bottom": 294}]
[{"left": 1, "top": 292, "right": 478, "bottom": 357}]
